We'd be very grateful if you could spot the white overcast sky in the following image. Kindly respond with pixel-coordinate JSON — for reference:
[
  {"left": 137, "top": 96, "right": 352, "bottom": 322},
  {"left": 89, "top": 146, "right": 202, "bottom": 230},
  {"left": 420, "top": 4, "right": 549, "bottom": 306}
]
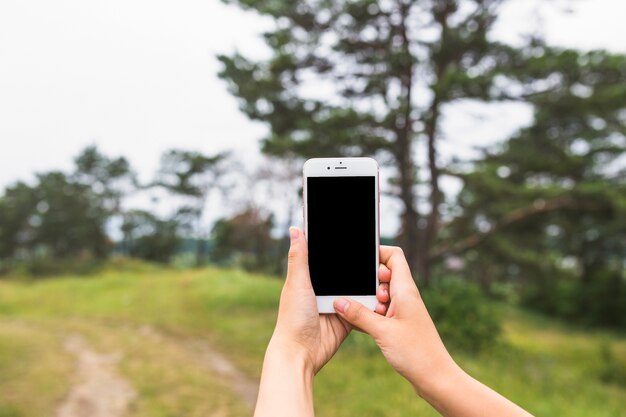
[{"left": 1, "top": 0, "right": 625, "bottom": 235}]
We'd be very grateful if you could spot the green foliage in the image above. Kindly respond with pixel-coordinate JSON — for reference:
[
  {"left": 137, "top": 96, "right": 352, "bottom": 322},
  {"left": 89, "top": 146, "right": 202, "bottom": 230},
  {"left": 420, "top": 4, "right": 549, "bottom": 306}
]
[
  {"left": 597, "top": 341, "right": 626, "bottom": 387},
  {"left": 423, "top": 278, "right": 501, "bottom": 353},
  {"left": 122, "top": 210, "right": 182, "bottom": 264},
  {"left": 218, "top": 0, "right": 534, "bottom": 283},
  {"left": 447, "top": 46, "right": 626, "bottom": 328},
  {"left": 156, "top": 150, "right": 226, "bottom": 197},
  {"left": 221, "top": 0, "right": 626, "bottom": 329},
  {"left": 0, "top": 172, "right": 109, "bottom": 260},
  {"left": 72, "top": 145, "right": 135, "bottom": 215},
  {"left": 218, "top": 0, "right": 509, "bottom": 158},
  {"left": 155, "top": 150, "right": 229, "bottom": 266},
  {"left": 0, "top": 146, "right": 206, "bottom": 273},
  {"left": 0, "top": 146, "right": 140, "bottom": 271},
  {"left": 211, "top": 208, "right": 281, "bottom": 274},
  {"left": 0, "top": 182, "right": 37, "bottom": 259},
  {"left": 0, "top": 257, "right": 103, "bottom": 278},
  {"left": 521, "top": 270, "right": 626, "bottom": 328}
]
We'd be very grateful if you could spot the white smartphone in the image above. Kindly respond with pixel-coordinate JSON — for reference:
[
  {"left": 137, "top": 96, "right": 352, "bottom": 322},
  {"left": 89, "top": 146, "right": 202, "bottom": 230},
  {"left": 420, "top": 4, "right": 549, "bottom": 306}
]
[{"left": 303, "top": 157, "right": 380, "bottom": 314}]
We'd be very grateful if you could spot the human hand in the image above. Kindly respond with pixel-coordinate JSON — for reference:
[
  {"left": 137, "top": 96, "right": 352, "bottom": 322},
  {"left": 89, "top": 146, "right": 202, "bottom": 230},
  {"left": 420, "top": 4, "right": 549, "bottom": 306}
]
[
  {"left": 333, "top": 246, "right": 458, "bottom": 395},
  {"left": 269, "top": 227, "right": 394, "bottom": 375},
  {"left": 256, "top": 227, "right": 390, "bottom": 417},
  {"left": 268, "top": 227, "right": 349, "bottom": 375},
  {"left": 333, "top": 247, "right": 534, "bottom": 416}
]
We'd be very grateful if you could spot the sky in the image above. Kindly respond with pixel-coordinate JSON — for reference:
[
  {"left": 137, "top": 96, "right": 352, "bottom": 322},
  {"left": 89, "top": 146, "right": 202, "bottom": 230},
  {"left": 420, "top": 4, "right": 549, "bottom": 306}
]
[{"left": 1, "top": 0, "right": 625, "bottom": 236}]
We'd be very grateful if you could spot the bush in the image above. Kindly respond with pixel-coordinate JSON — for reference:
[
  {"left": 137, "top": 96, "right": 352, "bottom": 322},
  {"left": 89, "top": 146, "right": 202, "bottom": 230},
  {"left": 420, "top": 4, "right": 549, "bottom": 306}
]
[
  {"left": 0, "top": 256, "right": 103, "bottom": 278},
  {"left": 423, "top": 278, "right": 502, "bottom": 353},
  {"left": 521, "top": 271, "right": 626, "bottom": 329},
  {"left": 597, "top": 341, "right": 626, "bottom": 387}
]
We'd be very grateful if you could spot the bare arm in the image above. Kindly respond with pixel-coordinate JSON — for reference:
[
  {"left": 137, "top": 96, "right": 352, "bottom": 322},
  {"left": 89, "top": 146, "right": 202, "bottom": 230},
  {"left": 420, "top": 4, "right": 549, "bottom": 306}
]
[
  {"left": 254, "top": 228, "right": 389, "bottom": 417},
  {"left": 416, "top": 362, "right": 533, "bottom": 417},
  {"left": 254, "top": 338, "right": 315, "bottom": 417},
  {"left": 333, "top": 246, "right": 533, "bottom": 417}
]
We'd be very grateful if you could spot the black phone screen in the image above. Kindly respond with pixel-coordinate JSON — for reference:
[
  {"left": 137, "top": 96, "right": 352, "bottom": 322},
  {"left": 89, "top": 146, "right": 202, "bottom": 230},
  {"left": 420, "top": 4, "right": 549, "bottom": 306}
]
[{"left": 306, "top": 176, "right": 377, "bottom": 296}]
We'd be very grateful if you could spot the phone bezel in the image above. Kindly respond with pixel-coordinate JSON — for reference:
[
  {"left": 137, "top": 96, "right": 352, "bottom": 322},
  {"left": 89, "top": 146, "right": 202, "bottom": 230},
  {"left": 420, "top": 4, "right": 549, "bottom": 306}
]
[{"left": 303, "top": 157, "right": 380, "bottom": 314}]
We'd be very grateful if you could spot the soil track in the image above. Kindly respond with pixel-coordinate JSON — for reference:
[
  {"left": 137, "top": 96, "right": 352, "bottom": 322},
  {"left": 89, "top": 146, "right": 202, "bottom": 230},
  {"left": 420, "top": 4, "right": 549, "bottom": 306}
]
[
  {"left": 55, "top": 335, "right": 136, "bottom": 417},
  {"left": 54, "top": 326, "right": 258, "bottom": 417}
]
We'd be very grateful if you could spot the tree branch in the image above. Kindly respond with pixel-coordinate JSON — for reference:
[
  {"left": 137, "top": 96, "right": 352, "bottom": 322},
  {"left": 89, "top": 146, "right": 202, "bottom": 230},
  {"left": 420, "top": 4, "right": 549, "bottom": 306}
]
[{"left": 429, "top": 196, "right": 599, "bottom": 260}]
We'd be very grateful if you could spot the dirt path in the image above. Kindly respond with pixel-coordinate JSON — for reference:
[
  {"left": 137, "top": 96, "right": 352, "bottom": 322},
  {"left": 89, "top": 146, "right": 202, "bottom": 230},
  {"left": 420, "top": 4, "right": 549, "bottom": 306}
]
[
  {"left": 183, "top": 338, "right": 258, "bottom": 407},
  {"left": 18, "top": 318, "right": 258, "bottom": 415},
  {"left": 55, "top": 335, "right": 136, "bottom": 417},
  {"left": 137, "top": 325, "right": 259, "bottom": 408}
]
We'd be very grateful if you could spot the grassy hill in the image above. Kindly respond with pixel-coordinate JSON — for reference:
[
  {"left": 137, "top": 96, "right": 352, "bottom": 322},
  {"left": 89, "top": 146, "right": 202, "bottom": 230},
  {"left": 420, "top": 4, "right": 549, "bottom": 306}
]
[{"left": 0, "top": 266, "right": 625, "bottom": 416}]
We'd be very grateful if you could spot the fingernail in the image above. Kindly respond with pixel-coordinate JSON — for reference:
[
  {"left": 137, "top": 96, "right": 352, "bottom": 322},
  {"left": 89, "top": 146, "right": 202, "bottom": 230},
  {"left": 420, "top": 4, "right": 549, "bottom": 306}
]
[
  {"left": 383, "top": 288, "right": 388, "bottom": 297},
  {"left": 289, "top": 227, "right": 300, "bottom": 243},
  {"left": 334, "top": 298, "right": 350, "bottom": 313}
]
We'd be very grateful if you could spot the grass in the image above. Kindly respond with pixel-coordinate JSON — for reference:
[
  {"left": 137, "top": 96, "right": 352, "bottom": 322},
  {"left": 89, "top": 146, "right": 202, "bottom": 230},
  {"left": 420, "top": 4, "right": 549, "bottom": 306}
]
[
  {"left": 0, "top": 320, "right": 73, "bottom": 417},
  {"left": 0, "top": 266, "right": 625, "bottom": 416}
]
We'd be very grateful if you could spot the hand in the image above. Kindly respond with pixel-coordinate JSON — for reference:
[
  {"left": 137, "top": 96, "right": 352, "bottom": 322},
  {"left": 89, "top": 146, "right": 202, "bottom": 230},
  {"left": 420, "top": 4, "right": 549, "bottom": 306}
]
[
  {"left": 255, "top": 227, "right": 392, "bottom": 417},
  {"left": 268, "top": 226, "right": 350, "bottom": 375},
  {"left": 333, "top": 246, "right": 457, "bottom": 394},
  {"left": 333, "top": 247, "right": 533, "bottom": 417},
  {"left": 269, "top": 227, "right": 394, "bottom": 375}
]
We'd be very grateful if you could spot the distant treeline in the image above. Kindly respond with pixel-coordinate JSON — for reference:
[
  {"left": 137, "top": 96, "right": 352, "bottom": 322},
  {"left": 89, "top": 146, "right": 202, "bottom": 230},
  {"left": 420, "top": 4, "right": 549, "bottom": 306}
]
[
  {"left": 0, "top": 142, "right": 625, "bottom": 329},
  {"left": 0, "top": 146, "right": 294, "bottom": 275}
]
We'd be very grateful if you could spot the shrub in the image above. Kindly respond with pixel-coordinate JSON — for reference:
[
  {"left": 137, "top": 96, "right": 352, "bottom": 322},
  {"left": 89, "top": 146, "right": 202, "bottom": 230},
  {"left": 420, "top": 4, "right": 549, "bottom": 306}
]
[
  {"left": 597, "top": 341, "right": 626, "bottom": 387},
  {"left": 521, "top": 270, "right": 626, "bottom": 329},
  {"left": 423, "top": 278, "right": 502, "bottom": 353},
  {"left": 0, "top": 256, "right": 103, "bottom": 278}
]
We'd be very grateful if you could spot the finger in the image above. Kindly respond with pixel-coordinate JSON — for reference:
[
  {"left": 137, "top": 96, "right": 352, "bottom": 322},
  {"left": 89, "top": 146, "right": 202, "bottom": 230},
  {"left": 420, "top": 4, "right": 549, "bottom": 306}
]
[
  {"left": 378, "top": 264, "right": 391, "bottom": 283},
  {"left": 375, "top": 302, "right": 388, "bottom": 316},
  {"left": 377, "top": 283, "right": 390, "bottom": 303},
  {"left": 380, "top": 246, "right": 411, "bottom": 273},
  {"left": 286, "top": 227, "right": 311, "bottom": 287},
  {"left": 379, "top": 246, "right": 417, "bottom": 296},
  {"left": 334, "top": 297, "right": 383, "bottom": 336}
]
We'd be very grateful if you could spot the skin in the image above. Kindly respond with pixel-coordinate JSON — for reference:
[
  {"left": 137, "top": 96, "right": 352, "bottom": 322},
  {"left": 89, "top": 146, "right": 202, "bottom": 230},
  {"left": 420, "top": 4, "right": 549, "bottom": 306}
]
[{"left": 254, "top": 227, "right": 533, "bottom": 417}]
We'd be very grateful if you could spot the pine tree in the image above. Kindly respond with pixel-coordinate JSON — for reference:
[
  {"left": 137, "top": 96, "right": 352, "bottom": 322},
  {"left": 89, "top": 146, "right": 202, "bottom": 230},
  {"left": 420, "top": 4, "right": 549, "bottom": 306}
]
[
  {"left": 218, "top": 0, "right": 625, "bottom": 291},
  {"left": 447, "top": 46, "right": 626, "bottom": 326},
  {"left": 219, "top": 0, "right": 524, "bottom": 284}
]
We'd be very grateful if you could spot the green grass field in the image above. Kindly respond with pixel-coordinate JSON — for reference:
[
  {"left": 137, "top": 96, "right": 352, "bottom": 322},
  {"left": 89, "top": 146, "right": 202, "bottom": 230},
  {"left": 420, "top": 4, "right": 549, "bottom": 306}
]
[{"left": 0, "top": 265, "right": 625, "bottom": 416}]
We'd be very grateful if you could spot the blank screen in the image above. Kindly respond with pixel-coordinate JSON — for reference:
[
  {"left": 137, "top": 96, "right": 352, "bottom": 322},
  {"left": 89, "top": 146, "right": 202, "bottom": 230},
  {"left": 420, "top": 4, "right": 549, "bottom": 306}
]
[{"left": 307, "top": 176, "right": 377, "bottom": 296}]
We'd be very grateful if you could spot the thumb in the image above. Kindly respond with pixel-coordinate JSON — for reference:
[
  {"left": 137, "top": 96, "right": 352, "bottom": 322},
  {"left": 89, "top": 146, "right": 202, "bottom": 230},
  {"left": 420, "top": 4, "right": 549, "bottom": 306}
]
[
  {"left": 286, "top": 227, "right": 309, "bottom": 284},
  {"left": 334, "top": 298, "right": 383, "bottom": 336}
]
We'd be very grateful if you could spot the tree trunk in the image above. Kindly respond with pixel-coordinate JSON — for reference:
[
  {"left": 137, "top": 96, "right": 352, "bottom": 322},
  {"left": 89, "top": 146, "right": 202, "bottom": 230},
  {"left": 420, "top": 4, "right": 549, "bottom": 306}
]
[
  {"left": 394, "top": 1, "right": 421, "bottom": 281},
  {"left": 418, "top": 92, "right": 443, "bottom": 288},
  {"left": 195, "top": 203, "right": 205, "bottom": 266},
  {"left": 396, "top": 144, "right": 421, "bottom": 277},
  {"left": 196, "top": 237, "right": 206, "bottom": 267},
  {"left": 479, "top": 265, "right": 493, "bottom": 293},
  {"left": 415, "top": 2, "right": 452, "bottom": 287}
]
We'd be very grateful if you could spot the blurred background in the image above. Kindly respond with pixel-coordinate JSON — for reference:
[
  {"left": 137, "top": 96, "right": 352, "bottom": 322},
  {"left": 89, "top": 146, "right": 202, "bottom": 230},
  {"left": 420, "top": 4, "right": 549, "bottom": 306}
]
[{"left": 0, "top": 0, "right": 625, "bottom": 416}]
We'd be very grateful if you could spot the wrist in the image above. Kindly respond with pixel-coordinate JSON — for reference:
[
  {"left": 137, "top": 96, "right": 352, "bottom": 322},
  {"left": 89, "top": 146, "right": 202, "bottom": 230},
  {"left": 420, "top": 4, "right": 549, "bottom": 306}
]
[
  {"left": 408, "top": 351, "right": 462, "bottom": 397},
  {"left": 412, "top": 356, "right": 467, "bottom": 407},
  {"left": 255, "top": 334, "right": 316, "bottom": 417},
  {"left": 266, "top": 334, "right": 316, "bottom": 379}
]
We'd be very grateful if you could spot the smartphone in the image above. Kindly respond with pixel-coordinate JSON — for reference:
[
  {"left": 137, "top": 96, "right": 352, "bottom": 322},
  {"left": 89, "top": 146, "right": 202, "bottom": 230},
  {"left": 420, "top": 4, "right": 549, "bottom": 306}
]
[{"left": 303, "top": 157, "right": 380, "bottom": 314}]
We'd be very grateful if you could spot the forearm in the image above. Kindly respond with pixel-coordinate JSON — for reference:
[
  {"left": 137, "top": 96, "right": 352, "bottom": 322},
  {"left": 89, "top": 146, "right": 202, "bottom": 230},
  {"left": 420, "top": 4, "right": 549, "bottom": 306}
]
[
  {"left": 254, "top": 339, "right": 315, "bottom": 417},
  {"left": 415, "top": 362, "right": 533, "bottom": 417}
]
